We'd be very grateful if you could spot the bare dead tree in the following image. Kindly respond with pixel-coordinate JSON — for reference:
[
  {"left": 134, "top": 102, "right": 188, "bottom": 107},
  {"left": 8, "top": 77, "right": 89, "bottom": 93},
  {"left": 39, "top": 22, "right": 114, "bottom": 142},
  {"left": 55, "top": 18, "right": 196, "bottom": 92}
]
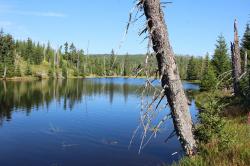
[
  {"left": 139, "top": 0, "right": 197, "bottom": 156},
  {"left": 231, "top": 19, "right": 242, "bottom": 95},
  {"left": 2, "top": 66, "right": 7, "bottom": 80},
  {"left": 244, "top": 51, "right": 248, "bottom": 74}
]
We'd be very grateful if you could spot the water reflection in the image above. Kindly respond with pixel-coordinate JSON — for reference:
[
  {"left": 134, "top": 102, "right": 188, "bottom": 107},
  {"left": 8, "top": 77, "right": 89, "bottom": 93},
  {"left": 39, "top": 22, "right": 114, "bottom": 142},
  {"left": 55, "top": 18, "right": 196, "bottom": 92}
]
[
  {"left": 0, "top": 79, "right": 146, "bottom": 122},
  {"left": 0, "top": 78, "right": 199, "bottom": 166}
]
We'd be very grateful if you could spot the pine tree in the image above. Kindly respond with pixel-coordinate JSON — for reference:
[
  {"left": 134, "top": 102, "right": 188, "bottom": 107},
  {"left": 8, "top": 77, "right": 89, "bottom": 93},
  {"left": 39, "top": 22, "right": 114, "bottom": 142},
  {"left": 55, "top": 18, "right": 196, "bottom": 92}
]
[
  {"left": 109, "top": 49, "right": 115, "bottom": 75},
  {"left": 45, "top": 42, "right": 53, "bottom": 63},
  {"left": 25, "top": 38, "right": 33, "bottom": 62},
  {"left": 241, "top": 23, "right": 250, "bottom": 51},
  {"left": 212, "top": 35, "right": 231, "bottom": 76},
  {"left": 123, "top": 53, "right": 129, "bottom": 76},
  {"left": 64, "top": 42, "right": 69, "bottom": 62},
  {"left": 186, "top": 56, "right": 198, "bottom": 80},
  {"left": 201, "top": 55, "right": 218, "bottom": 91},
  {"left": 25, "top": 64, "right": 32, "bottom": 76},
  {"left": 69, "top": 43, "right": 77, "bottom": 67},
  {"left": 241, "top": 23, "right": 250, "bottom": 64},
  {"left": 240, "top": 23, "right": 250, "bottom": 101},
  {"left": 33, "top": 43, "right": 43, "bottom": 65}
]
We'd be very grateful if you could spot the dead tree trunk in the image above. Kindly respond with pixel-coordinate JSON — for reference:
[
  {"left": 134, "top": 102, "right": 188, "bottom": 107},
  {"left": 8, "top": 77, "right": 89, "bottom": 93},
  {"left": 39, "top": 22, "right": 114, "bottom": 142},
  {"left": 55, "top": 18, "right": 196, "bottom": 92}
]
[
  {"left": 244, "top": 51, "right": 248, "bottom": 74},
  {"left": 231, "top": 19, "right": 242, "bottom": 95},
  {"left": 142, "top": 0, "right": 197, "bottom": 156},
  {"left": 3, "top": 65, "right": 7, "bottom": 80}
]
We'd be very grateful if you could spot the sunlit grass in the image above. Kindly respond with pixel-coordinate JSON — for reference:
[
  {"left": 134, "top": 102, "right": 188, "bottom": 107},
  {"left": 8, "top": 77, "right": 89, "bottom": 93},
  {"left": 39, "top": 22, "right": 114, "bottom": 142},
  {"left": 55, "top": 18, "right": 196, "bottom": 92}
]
[{"left": 173, "top": 91, "right": 250, "bottom": 166}]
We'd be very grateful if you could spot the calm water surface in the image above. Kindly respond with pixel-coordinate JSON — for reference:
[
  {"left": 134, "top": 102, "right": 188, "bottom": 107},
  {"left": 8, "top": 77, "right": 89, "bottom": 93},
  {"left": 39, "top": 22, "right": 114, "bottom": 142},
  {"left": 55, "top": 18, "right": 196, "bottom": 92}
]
[{"left": 0, "top": 78, "right": 199, "bottom": 166}]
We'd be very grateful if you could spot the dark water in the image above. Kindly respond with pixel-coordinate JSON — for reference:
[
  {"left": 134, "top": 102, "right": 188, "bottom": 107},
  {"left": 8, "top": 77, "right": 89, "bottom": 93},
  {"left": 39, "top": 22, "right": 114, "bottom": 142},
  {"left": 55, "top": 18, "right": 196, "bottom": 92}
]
[{"left": 0, "top": 78, "right": 199, "bottom": 166}]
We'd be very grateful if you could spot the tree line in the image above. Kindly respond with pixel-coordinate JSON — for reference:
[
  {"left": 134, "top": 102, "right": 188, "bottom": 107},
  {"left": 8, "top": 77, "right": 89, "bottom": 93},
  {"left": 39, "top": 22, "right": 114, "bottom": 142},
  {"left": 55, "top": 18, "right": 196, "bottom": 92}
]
[
  {"left": 0, "top": 22, "right": 249, "bottom": 89},
  {"left": 0, "top": 29, "right": 202, "bottom": 79}
]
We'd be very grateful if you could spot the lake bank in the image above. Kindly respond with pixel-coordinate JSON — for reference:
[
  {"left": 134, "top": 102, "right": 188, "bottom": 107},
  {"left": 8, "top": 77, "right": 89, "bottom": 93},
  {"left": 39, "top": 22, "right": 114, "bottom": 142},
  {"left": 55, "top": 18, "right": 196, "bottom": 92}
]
[{"left": 173, "top": 91, "right": 250, "bottom": 166}]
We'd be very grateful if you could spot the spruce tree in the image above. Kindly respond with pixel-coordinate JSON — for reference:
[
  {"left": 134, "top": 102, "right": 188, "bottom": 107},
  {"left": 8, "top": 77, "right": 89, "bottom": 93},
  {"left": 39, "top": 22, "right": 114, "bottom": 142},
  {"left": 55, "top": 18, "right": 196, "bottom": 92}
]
[
  {"left": 25, "top": 38, "right": 33, "bottom": 62},
  {"left": 123, "top": 54, "right": 129, "bottom": 76},
  {"left": 212, "top": 35, "right": 231, "bottom": 76},
  {"left": 25, "top": 63, "right": 32, "bottom": 76},
  {"left": 201, "top": 54, "right": 218, "bottom": 91},
  {"left": 241, "top": 23, "right": 250, "bottom": 64},
  {"left": 109, "top": 49, "right": 115, "bottom": 75},
  {"left": 186, "top": 56, "right": 198, "bottom": 80},
  {"left": 241, "top": 23, "right": 250, "bottom": 51},
  {"left": 33, "top": 43, "right": 43, "bottom": 65}
]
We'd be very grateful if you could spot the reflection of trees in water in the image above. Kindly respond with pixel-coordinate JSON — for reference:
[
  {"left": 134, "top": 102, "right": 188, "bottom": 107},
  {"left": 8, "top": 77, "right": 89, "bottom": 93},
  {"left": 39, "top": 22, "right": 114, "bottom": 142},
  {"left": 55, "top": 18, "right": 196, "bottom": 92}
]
[
  {"left": 0, "top": 79, "right": 142, "bottom": 123},
  {"left": 0, "top": 79, "right": 198, "bottom": 125}
]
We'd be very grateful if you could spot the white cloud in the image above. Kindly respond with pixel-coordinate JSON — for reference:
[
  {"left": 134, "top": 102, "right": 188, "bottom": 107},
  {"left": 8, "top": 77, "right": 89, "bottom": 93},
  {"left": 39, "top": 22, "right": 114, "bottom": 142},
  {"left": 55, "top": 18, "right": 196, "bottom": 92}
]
[{"left": 0, "top": 4, "right": 67, "bottom": 18}]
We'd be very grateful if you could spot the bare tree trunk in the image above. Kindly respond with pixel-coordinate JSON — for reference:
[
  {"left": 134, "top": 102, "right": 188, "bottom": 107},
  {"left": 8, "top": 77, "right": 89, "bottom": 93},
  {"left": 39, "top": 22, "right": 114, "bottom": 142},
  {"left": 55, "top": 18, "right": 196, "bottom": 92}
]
[
  {"left": 244, "top": 51, "right": 248, "bottom": 73},
  {"left": 231, "top": 19, "right": 242, "bottom": 95},
  {"left": 142, "top": 0, "right": 197, "bottom": 156},
  {"left": 77, "top": 52, "right": 80, "bottom": 76},
  {"left": 3, "top": 65, "right": 7, "bottom": 79},
  {"left": 103, "top": 56, "right": 106, "bottom": 76},
  {"left": 43, "top": 46, "right": 46, "bottom": 62}
]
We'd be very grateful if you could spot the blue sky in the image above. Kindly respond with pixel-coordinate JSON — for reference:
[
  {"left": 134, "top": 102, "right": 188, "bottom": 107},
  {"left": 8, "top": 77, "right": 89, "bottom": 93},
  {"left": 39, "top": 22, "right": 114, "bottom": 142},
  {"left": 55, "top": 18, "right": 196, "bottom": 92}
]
[{"left": 0, "top": 0, "right": 249, "bottom": 56}]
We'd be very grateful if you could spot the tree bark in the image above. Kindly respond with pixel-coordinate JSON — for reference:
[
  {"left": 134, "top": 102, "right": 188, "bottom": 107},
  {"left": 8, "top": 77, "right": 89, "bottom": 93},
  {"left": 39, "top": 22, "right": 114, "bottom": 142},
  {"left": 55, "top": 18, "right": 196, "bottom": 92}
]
[
  {"left": 231, "top": 19, "right": 242, "bottom": 95},
  {"left": 3, "top": 65, "right": 7, "bottom": 79},
  {"left": 244, "top": 51, "right": 248, "bottom": 73},
  {"left": 142, "top": 0, "right": 197, "bottom": 156}
]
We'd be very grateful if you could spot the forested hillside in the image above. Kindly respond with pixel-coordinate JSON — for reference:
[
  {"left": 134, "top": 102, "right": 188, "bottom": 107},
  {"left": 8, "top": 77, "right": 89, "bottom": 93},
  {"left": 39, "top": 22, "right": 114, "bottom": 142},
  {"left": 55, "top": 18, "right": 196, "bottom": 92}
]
[{"left": 0, "top": 30, "right": 205, "bottom": 79}]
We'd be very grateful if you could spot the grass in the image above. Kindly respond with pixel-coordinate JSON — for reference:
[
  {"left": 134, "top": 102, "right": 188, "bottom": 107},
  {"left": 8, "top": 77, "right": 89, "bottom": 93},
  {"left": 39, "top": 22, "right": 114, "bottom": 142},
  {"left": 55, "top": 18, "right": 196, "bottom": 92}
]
[
  {"left": 173, "top": 91, "right": 250, "bottom": 166},
  {"left": 174, "top": 118, "right": 250, "bottom": 166}
]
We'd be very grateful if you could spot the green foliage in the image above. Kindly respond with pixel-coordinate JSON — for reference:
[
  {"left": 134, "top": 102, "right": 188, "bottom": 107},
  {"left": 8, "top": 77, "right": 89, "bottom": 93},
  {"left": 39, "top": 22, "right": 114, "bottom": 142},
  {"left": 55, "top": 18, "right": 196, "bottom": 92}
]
[
  {"left": 73, "top": 68, "right": 79, "bottom": 77},
  {"left": 195, "top": 94, "right": 225, "bottom": 143},
  {"left": 0, "top": 30, "right": 204, "bottom": 79},
  {"left": 239, "top": 65, "right": 250, "bottom": 106},
  {"left": 16, "top": 38, "right": 45, "bottom": 65},
  {"left": 6, "top": 65, "right": 15, "bottom": 77},
  {"left": 15, "top": 65, "right": 22, "bottom": 77},
  {"left": 0, "top": 63, "right": 3, "bottom": 76},
  {"left": 0, "top": 30, "right": 15, "bottom": 77},
  {"left": 212, "top": 35, "right": 231, "bottom": 76},
  {"left": 174, "top": 117, "right": 250, "bottom": 166},
  {"left": 48, "top": 68, "right": 54, "bottom": 78},
  {"left": 25, "top": 64, "right": 32, "bottom": 76},
  {"left": 106, "top": 49, "right": 116, "bottom": 76},
  {"left": 186, "top": 56, "right": 203, "bottom": 80},
  {"left": 176, "top": 55, "right": 190, "bottom": 79},
  {"left": 62, "top": 65, "right": 67, "bottom": 79},
  {"left": 123, "top": 54, "right": 129, "bottom": 76},
  {"left": 241, "top": 23, "right": 250, "bottom": 51},
  {"left": 200, "top": 55, "right": 218, "bottom": 91}
]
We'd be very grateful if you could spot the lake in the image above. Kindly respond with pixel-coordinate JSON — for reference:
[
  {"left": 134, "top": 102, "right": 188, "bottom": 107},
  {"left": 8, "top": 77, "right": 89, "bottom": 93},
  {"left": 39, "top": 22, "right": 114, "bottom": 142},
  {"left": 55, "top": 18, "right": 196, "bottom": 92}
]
[{"left": 0, "top": 78, "right": 199, "bottom": 166}]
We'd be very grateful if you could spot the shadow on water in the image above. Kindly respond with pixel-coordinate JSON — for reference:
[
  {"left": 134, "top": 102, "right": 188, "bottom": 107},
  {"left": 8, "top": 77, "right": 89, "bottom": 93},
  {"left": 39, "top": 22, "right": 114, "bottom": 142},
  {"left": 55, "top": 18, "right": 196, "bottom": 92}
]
[{"left": 0, "top": 78, "right": 199, "bottom": 166}]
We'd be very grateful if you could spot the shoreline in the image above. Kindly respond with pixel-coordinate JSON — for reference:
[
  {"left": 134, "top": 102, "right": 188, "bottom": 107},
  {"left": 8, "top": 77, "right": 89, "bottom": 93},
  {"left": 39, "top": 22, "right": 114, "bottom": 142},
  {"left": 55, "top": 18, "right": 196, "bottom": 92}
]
[
  {"left": 0, "top": 75, "right": 150, "bottom": 81},
  {"left": 0, "top": 76, "right": 200, "bottom": 84}
]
